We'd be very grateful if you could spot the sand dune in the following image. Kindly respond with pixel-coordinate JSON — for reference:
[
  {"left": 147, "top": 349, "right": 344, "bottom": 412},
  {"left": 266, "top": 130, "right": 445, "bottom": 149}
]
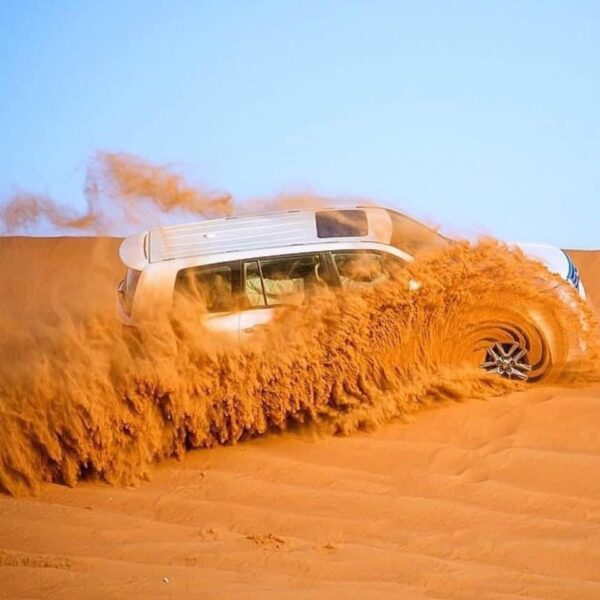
[
  {"left": 2, "top": 385, "right": 600, "bottom": 598},
  {"left": 0, "top": 238, "right": 599, "bottom": 599}
]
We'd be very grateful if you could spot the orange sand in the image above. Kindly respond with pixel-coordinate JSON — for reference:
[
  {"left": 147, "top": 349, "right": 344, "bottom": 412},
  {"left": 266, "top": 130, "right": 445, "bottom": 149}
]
[{"left": 0, "top": 238, "right": 599, "bottom": 599}]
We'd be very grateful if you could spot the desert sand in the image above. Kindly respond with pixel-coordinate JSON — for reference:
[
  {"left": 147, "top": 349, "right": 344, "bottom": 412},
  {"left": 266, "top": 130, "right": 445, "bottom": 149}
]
[{"left": 0, "top": 239, "right": 598, "bottom": 599}]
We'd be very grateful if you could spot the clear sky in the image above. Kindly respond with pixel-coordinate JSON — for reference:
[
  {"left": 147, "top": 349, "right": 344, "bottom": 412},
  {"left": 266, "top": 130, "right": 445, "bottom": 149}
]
[{"left": 0, "top": 1, "right": 598, "bottom": 246}]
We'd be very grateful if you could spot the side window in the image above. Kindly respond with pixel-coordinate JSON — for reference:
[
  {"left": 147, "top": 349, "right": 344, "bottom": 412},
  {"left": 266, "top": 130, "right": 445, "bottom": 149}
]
[
  {"left": 331, "top": 250, "right": 401, "bottom": 291},
  {"left": 244, "top": 261, "right": 266, "bottom": 307},
  {"left": 175, "top": 262, "right": 240, "bottom": 313},
  {"left": 243, "top": 253, "right": 325, "bottom": 308},
  {"left": 387, "top": 209, "right": 448, "bottom": 255}
]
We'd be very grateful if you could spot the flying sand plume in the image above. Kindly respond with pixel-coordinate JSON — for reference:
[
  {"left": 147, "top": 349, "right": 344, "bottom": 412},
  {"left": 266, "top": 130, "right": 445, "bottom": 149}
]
[
  {"left": 0, "top": 152, "right": 233, "bottom": 234},
  {"left": 0, "top": 191, "right": 99, "bottom": 232},
  {"left": 0, "top": 236, "right": 598, "bottom": 496},
  {"left": 0, "top": 154, "right": 598, "bottom": 496}
]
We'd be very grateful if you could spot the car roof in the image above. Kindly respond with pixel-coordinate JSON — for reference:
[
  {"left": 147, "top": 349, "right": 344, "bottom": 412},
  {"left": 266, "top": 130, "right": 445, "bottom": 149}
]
[{"left": 120, "top": 206, "right": 395, "bottom": 269}]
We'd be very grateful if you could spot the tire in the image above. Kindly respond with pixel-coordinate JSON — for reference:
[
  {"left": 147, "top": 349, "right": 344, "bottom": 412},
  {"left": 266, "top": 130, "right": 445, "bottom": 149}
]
[{"left": 464, "top": 306, "right": 569, "bottom": 383}]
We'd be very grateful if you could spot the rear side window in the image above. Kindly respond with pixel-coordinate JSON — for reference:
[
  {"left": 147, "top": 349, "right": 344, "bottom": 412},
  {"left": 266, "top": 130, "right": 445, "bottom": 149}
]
[
  {"left": 243, "top": 253, "right": 326, "bottom": 307},
  {"left": 175, "top": 262, "right": 240, "bottom": 313},
  {"left": 316, "top": 210, "right": 368, "bottom": 238}
]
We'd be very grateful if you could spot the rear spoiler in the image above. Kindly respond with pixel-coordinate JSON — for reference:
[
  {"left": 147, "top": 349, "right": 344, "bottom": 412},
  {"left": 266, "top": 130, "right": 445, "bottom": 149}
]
[{"left": 119, "top": 232, "right": 149, "bottom": 270}]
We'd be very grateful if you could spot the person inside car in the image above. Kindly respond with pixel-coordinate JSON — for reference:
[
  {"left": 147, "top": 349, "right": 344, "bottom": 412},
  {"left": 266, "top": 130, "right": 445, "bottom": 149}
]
[
  {"left": 245, "top": 268, "right": 305, "bottom": 306},
  {"left": 338, "top": 253, "right": 388, "bottom": 291}
]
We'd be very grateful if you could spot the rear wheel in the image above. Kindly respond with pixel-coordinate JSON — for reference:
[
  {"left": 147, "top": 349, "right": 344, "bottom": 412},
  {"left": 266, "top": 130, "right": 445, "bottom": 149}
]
[
  {"left": 481, "top": 341, "right": 532, "bottom": 381},
  {"left": 464, "top": 307, "right": 567, "bottom": 383}
]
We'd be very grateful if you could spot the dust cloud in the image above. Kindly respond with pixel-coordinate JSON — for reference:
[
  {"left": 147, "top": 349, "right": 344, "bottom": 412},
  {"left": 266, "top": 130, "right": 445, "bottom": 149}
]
[
  {"left": 0, "top": 155, "right": 598, "bottom": 496},
  {"left": 0, "top": 152, "right": 233, "bottom": 235}
]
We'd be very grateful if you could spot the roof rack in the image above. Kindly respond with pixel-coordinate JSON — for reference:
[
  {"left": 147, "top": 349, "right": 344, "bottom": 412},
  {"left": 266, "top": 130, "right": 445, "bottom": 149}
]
[{"left": 148, "top": 206, "right": 388, "bottom": 262}]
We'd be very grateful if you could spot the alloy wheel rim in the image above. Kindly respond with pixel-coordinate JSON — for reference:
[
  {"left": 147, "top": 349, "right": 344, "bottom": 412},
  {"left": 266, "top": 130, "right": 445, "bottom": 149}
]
[{"left": 481, "top": 341, "right": 532, "bottom": 381}]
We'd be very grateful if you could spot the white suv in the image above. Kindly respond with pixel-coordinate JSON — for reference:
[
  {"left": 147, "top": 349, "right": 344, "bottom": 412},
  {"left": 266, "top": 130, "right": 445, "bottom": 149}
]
[{"left": 117, "top": 206, "right": 586, "bottom": 381}]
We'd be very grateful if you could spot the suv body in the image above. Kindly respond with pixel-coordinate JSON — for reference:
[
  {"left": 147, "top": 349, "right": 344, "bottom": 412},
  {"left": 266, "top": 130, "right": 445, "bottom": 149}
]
[{"left": 117, "top": 206, "right": 586, "bottom": 342}]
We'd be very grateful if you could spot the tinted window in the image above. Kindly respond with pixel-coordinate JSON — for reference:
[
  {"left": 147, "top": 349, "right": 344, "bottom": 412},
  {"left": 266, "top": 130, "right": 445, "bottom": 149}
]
[
  {"left": 387, "top": 210, "right": 448, "bottom": 255},
  {"left": 332, "top": 250, "right": 402, "bottom": 291},
  {"left": 316, "top": 210, "right": 368, "bottom": 238},
  {"left": 244, "top": 261, "right": 265, "bottom": 307},
  {"left": 243, "top": 254, "right": 325, "bottom": 307},
  {"left": 175, "top": 262, "right": 239, "bottom": 313}
]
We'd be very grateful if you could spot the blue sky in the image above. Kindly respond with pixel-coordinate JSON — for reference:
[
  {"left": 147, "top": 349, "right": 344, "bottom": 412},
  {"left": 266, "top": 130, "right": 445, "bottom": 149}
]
[{"left": 0, "top": 1, "right": 598, "bottom": 246}]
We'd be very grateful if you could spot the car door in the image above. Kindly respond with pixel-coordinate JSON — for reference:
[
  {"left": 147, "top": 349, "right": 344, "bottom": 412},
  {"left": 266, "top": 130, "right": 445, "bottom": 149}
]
[
  {"left": 173, "top": 260, "right": 241, "bottom": 338},
  {"left": 239, "top": 252, "right": 331, "bottom": 340}
]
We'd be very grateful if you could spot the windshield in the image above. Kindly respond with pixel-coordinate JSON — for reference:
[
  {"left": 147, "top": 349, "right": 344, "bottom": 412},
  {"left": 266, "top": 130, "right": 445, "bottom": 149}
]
[{"left": 386, "top": 209, "right": 449, "bottom": 256}]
